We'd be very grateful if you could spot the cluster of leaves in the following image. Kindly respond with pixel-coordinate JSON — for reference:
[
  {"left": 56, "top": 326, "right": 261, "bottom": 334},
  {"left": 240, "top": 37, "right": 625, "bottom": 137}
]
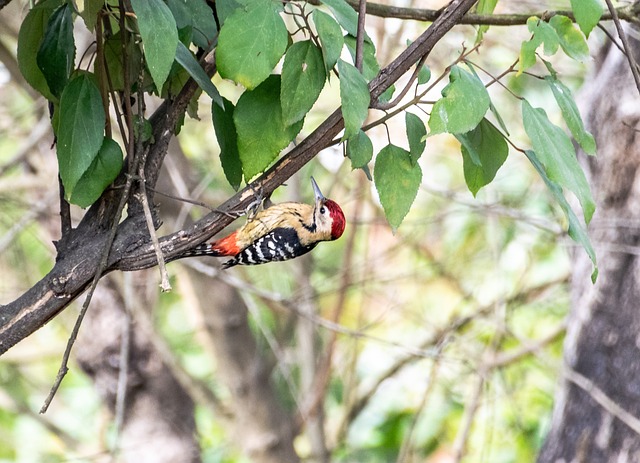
[
  {"left": 15, "top": 0, "right": 601, "bottom": 277},
  {"left": 17, "top": 0, "right": 219, "bottom": 207}
]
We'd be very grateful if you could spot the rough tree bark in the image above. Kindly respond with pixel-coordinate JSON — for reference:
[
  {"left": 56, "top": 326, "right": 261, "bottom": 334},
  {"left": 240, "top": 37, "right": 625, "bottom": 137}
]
[{"left": 538, "top": 30, "right": 640, "bottom": 461}]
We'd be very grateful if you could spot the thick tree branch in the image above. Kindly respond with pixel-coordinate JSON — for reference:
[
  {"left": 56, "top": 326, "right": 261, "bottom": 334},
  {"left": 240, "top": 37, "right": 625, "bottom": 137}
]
[{"left": 0, "top": 0, "right": 478, "bottom": 355}]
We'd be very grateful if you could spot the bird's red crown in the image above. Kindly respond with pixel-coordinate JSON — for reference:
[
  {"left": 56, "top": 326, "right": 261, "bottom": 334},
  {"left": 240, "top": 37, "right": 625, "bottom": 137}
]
[{"left": 325, "top": 199, "right": 346, "bottom": 240}]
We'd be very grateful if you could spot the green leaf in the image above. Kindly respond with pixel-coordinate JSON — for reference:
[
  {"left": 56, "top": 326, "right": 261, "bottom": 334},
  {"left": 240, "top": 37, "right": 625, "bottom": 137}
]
[
  {"left": 80, "top": 0, "right": 104, "bottom": 32},
  {"left": 405, "top": 112, "right": 426, "bottom": 164},
  {"left": 130, "top": 0, "right": 179, "bottom": 91},
  {"left": 281, "top": 40, "right": 326, "bottom": 126},
  {"left": 234, "top": 75, "right": 303, "bottom": 180},
  {"left": 320, "top": 0, "right": 370, "bottom": 41},
  {"left": 525, "top": 149, "right": 597, "bottom": 281},
  {"left": 313, "top": 10, "right": 344, "bottom": 74},
  {"left": 374, "top": 145, "right": 422, "bottom": 231},
  {"left": 543, "top": 67, "right": 596, "bottom": 155},
  {"left": 57, "top": 73, "right": 106, "bottom": 198},
  {"left": 530, "top": 18, "right": 560, "bottom": 55},
  {"left": 456, "top": 118, "right": 508, "bottom": 196},
  {"left": 36, "top": 4, "right": 75, "bottom": 98},
  {"left": 518, "top": 17, "right": 559, "bottom": 74},
  {"left": 571, "top": 0, "right": 603, "bottom": 38},
  {"left": 344, "top": 35, "right": 380, "bottom": 81},
  {"left": 549, "top": 15, "right": 590, "bottom": 62},
  {"left": 475, "top": 0, "right": 498, "bottom": 43},
  {"left": 212, "top": 97, "right": 242, "bottom": 190},
  {"left": 522, "top": 99, "right": 595, "bottom": 223},
  {"left": 347, "top": 130, "right": 373, "bottom": 169},
  {"left": 428, "top": 65, "right": 490, "bottom": 135},
  {"left": 167, "top": 0, "right": 217, "bottom": 49},
  {"left": 215, "top": 0, "right": 242, "bottom": 26},
  {"left": 175, "top": 42, "right": 223, "bottom": 106},
  {"left": 337, "top": 59, "right": 370, "bottom": 139},
  {"left": 17, "top": 0, "right": 63, "bottom": 100},
  {"left": 216, "top": 0, "right": 288, "bottom": 90},
  {"left": 417, "top": 65, "right": 431, "bottom": 85},
  {"left": 69, "top": 138, "right": 123, "bottom": 208},
  {"left": 104, "top": 30, "right": 143, "bottom": 92}
]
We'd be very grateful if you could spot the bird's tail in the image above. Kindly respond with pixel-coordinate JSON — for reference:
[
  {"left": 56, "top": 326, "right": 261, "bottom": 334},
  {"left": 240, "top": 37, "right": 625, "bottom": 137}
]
[{"left": 177, "top": 231, "right": 240, "bottom": 259}]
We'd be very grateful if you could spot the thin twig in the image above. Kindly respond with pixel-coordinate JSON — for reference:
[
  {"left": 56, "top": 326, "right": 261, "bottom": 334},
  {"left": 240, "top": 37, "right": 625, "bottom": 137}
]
[
  {"left": 565, "top": 367, "right": 640, "bottom": 436},
  {"left": 112, "top": 275, "right": 132, "bottom": 454},
  {"left": 604, "top": 0, "right": 640, "bottom": 97},
  {"left": 597, "top": 23, "right": 627, "bottom": 56},
  {"left": 354, "top": 0, "right": 367, "bottom": 72},
  {"left": 395, "top": 357, "right": 441, "bottom": 463},
  {"left": 138, "top": 165, "right": 172, "bottom": 291}
]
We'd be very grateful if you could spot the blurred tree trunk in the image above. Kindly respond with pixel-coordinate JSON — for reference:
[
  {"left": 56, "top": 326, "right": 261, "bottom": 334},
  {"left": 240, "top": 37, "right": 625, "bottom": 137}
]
[
  {"left": 76, "top": 279, "right": 201, "bottom": 463},
  {"left": 538, "top": 31, "right": 640, "bottom": 461}
]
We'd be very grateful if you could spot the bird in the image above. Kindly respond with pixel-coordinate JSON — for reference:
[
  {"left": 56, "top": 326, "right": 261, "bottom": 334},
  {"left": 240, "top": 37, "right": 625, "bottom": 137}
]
[{"left": 180, "top": 177, "right": 345, "bottom": 268}]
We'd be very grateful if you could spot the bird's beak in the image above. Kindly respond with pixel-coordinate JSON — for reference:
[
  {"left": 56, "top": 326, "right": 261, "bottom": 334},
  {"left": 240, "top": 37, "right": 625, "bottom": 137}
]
[{"left": 310, "top": 176, "right": 325, "bottom": 203}]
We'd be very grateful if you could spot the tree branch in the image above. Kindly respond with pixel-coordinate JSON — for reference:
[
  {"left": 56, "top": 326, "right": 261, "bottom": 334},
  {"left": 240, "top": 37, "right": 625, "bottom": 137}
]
[
  {"left": 339, "top": 0, "right": 640, "bottom": 26},
  {"left": 0, "top": 0, "right": 478, "bottom": 355}
]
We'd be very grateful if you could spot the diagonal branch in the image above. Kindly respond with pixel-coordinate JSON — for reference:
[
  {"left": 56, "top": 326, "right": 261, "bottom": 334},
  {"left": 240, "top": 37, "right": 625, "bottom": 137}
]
[{"left": 0, "top": 0, "right": 479, "bottom": 356}]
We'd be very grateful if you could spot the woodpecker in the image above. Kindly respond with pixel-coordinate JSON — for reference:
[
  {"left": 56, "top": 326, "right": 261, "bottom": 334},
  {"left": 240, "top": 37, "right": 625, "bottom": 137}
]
[{"left": 182, "top": 177, "right": 345, "bottom": 268}]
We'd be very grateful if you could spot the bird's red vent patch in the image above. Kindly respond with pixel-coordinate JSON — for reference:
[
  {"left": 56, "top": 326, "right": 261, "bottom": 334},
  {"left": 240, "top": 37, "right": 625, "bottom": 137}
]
[{"left": 325, "top": 200, "right": 346, "bottom": 239}]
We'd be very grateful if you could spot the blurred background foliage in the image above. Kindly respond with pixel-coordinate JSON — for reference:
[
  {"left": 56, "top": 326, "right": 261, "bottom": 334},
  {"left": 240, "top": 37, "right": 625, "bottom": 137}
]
[{"left": 0, "top": 0, "right": 595, "bottom": 461}]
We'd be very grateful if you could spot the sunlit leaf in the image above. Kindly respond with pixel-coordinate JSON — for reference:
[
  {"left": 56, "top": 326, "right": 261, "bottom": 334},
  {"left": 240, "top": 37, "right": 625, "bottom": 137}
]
[
  {"left": 281, "top": 40, "right": 326, "bottom": 126},
  {"left": 234, "top": 75, "right": 303, "bottom": 180},
  {"left": 518, "top": 17, "right": 559, "bottom": 74},
  {"left": 417, "top": 64, "right": 431, "bottom": 85},
  {"left": 216, "top": 0, "right": 288, "bottom": 90},
  {"left": 344, "top": 35, "right": 381, "bottom": 82},
  {"left": 549, "top": 15, "right": 590, "bottom": 62},
  {"left": 429, "top": 65, "right": 490, "bottom": 135},
  {"left": 374, "top": 144, "right": 422, "bottom": 231},
  {"left": 337, "top": 59, "right": 370, "bottom": 139},
  {"left": 313, "top": 9, "right": 344, "bottom": 74},
  {"left": 522, "top": 99, "right": 595, "bottom": 223},
  {"left": 571, "top": 0, "right": 603, "bottom": 38},
  {"left": 347, "top": 130, "right": 373, "bottom": 169},
  {"left": 475, "top": 0, "right": 498, "bottom": 43},
  {"left": 321, "top": 0, "right": 370, "bottom": 41},
  {"left": 130, "top": 0, "right": 179, "bottom": 91}
]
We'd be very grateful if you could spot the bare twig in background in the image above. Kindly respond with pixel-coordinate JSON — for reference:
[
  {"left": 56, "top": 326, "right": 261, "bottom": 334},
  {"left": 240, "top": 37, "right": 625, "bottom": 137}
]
[
  {"left": 396, "top": 357, "right": 442, "bottom": 463},
  {"left": 565, "top": 368, "right": 640, "bottom": 436},
  {"left": 604, "top": 0, "right": 640, "bottom": 97}
]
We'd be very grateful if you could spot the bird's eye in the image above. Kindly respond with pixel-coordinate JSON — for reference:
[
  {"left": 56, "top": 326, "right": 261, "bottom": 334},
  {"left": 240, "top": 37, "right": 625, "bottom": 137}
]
[{"left": 320, "top": 206, "right": 326, "bottom": 214}]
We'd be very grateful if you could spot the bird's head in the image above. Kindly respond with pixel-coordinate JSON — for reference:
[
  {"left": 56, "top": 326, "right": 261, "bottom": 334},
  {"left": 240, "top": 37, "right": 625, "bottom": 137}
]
[{"left": 311, "top": 177, "right": 346, "bottom": 241}]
